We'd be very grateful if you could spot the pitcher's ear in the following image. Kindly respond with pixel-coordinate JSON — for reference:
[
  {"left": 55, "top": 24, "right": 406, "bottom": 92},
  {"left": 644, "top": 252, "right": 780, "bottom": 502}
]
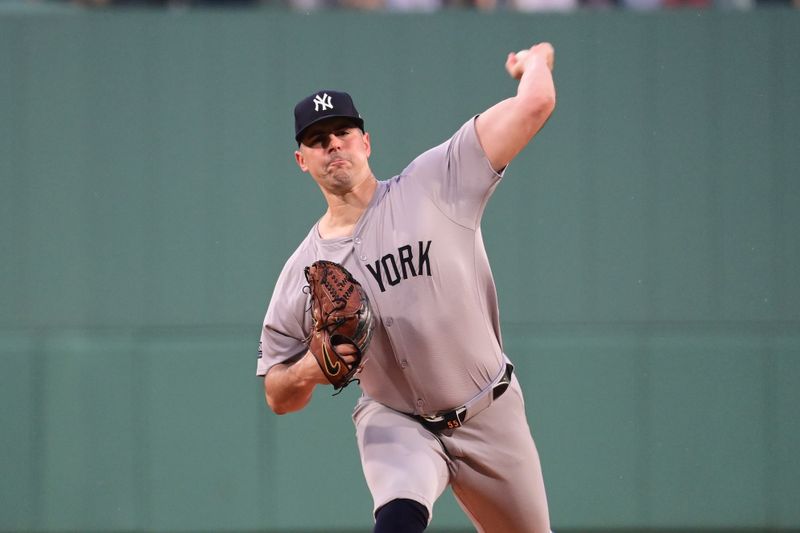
[{"left": 295, "top": 150, "right": 308, "bottom": 172}]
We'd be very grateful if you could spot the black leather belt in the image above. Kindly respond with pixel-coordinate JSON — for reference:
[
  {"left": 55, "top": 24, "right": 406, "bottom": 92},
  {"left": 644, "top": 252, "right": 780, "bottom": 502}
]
[{"left": 413, "top": 363, "right": 513, "bottom": 432}]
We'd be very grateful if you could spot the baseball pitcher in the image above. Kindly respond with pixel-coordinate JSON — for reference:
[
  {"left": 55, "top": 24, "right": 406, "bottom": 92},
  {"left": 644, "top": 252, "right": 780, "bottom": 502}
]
[{"left": 257, "top": 43, "right": 556, "bottom": 533}]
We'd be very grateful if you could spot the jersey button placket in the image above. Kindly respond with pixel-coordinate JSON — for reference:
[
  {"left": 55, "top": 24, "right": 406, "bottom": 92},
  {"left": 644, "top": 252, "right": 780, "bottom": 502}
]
[{"left": 354, "top": 236, "right": 367, "bottom": 261}]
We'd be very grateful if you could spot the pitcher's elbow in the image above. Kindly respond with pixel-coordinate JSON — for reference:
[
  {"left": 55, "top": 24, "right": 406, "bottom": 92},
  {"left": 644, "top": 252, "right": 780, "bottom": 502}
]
[
  {"left": 518, "top": 92, "right": 555, "bottom": 129},
  {"left": 264, "top": 387, "right": 288, "bottom": 415},
  {"left": 270, "top": 403, "right": 290, "bottom": 416},
  {"left": 534, "top": 92, "right": 556, "bottom": 119}
]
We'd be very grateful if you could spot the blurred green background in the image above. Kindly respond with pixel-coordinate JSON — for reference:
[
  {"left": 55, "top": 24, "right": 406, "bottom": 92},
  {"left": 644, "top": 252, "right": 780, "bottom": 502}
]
[{"left": 1, "top": 5, "right": 799, "bottom": 532}]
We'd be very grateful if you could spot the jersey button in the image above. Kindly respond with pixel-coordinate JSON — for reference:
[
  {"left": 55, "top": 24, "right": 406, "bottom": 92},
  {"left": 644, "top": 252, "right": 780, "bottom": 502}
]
[
  {"left": 385, "top": 317, "right": 393, "bottom": 327},
  {"left": 359, "top": 254, "right": 367, "bottom": 261},
  {"left": 354, "top": 237, "right": 362, "bottom": 245},
  {"left": 416, "top": 399, "right": 424, "bottom": 408},
  {"left": 400, "top": 360, "right": 408, "bottom": 369}
]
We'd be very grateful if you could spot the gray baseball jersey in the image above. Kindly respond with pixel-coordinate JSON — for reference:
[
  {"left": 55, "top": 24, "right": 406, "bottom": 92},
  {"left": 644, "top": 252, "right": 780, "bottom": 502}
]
[{"left": 257, "top": 117, "right": 506, "bottom": 415}]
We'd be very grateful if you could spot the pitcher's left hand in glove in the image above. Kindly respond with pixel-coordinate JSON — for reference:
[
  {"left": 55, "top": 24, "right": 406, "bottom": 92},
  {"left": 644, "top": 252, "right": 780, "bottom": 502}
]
[{"left": 304, "top": 260, "right": 375, "bottom": 390}]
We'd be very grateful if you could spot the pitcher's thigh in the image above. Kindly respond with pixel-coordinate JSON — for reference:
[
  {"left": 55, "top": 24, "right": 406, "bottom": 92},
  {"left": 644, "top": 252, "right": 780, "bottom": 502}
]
[
  {"left": 448, "top": 382, "right": 550, "bottom": 533},
  {"left": 355, "top": 401, "right": 451, "bottom": 521}
]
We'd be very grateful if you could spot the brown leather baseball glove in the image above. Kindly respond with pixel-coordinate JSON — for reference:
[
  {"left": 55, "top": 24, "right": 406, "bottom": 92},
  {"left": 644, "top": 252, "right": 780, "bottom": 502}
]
[{"left": 304, "top": 260, "right": 375, "bottom": 391}]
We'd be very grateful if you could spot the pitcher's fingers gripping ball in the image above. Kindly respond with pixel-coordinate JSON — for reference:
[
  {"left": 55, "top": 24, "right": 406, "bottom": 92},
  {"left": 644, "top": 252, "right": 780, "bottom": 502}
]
[
  {"left": 304, "top": 260, "right": 375, "bottom": 391},
  {"left": 506, "top": 42, "right": 555, "bottom": 80}
]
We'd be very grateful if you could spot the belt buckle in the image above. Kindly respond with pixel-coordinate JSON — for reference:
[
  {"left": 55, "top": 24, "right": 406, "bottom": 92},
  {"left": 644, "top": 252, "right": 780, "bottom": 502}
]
[
  {"left": 441, "top": 408, "right": 465, "bottom": 430},
  {"left": 422, "top": 407, "right": 465, "bottom": 431}
]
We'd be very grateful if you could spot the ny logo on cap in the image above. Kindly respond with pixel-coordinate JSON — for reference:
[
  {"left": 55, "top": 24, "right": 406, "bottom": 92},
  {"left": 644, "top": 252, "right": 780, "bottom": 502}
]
[{"left": 313, "top": 93, "right": 333, "bottom": 112}]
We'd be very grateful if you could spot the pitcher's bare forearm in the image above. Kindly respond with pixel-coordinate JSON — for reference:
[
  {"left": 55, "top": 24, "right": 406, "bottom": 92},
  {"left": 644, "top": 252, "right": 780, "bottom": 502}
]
[
  {"left": 263, "top": 351, "right": 326, "bottom": 415},
  {"left": 263, "top": 346, "right": 359, "bottom": 414},
  {"left": 476, "top": 43, "right": 557, "bottom": 172}
]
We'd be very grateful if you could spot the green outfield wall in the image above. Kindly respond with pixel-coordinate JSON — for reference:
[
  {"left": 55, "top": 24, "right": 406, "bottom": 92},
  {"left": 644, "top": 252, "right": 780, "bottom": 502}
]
[{"left": 1, "top": 5, "right": 799, "bottom": 532}]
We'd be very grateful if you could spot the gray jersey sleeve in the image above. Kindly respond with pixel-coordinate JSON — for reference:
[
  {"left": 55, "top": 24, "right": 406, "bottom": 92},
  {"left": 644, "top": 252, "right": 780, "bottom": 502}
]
[
  {"left": 256, "top": 238, "right": 315, "bottom": 377},
  {"left": 400, "top": 116, "right": 503, "bottom": 230}
]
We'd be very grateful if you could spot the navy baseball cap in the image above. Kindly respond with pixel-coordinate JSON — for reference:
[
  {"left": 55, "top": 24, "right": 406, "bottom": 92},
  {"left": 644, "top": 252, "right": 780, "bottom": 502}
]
[{"left": 294, "top": 90, "right": 364, "bottom": 144}]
